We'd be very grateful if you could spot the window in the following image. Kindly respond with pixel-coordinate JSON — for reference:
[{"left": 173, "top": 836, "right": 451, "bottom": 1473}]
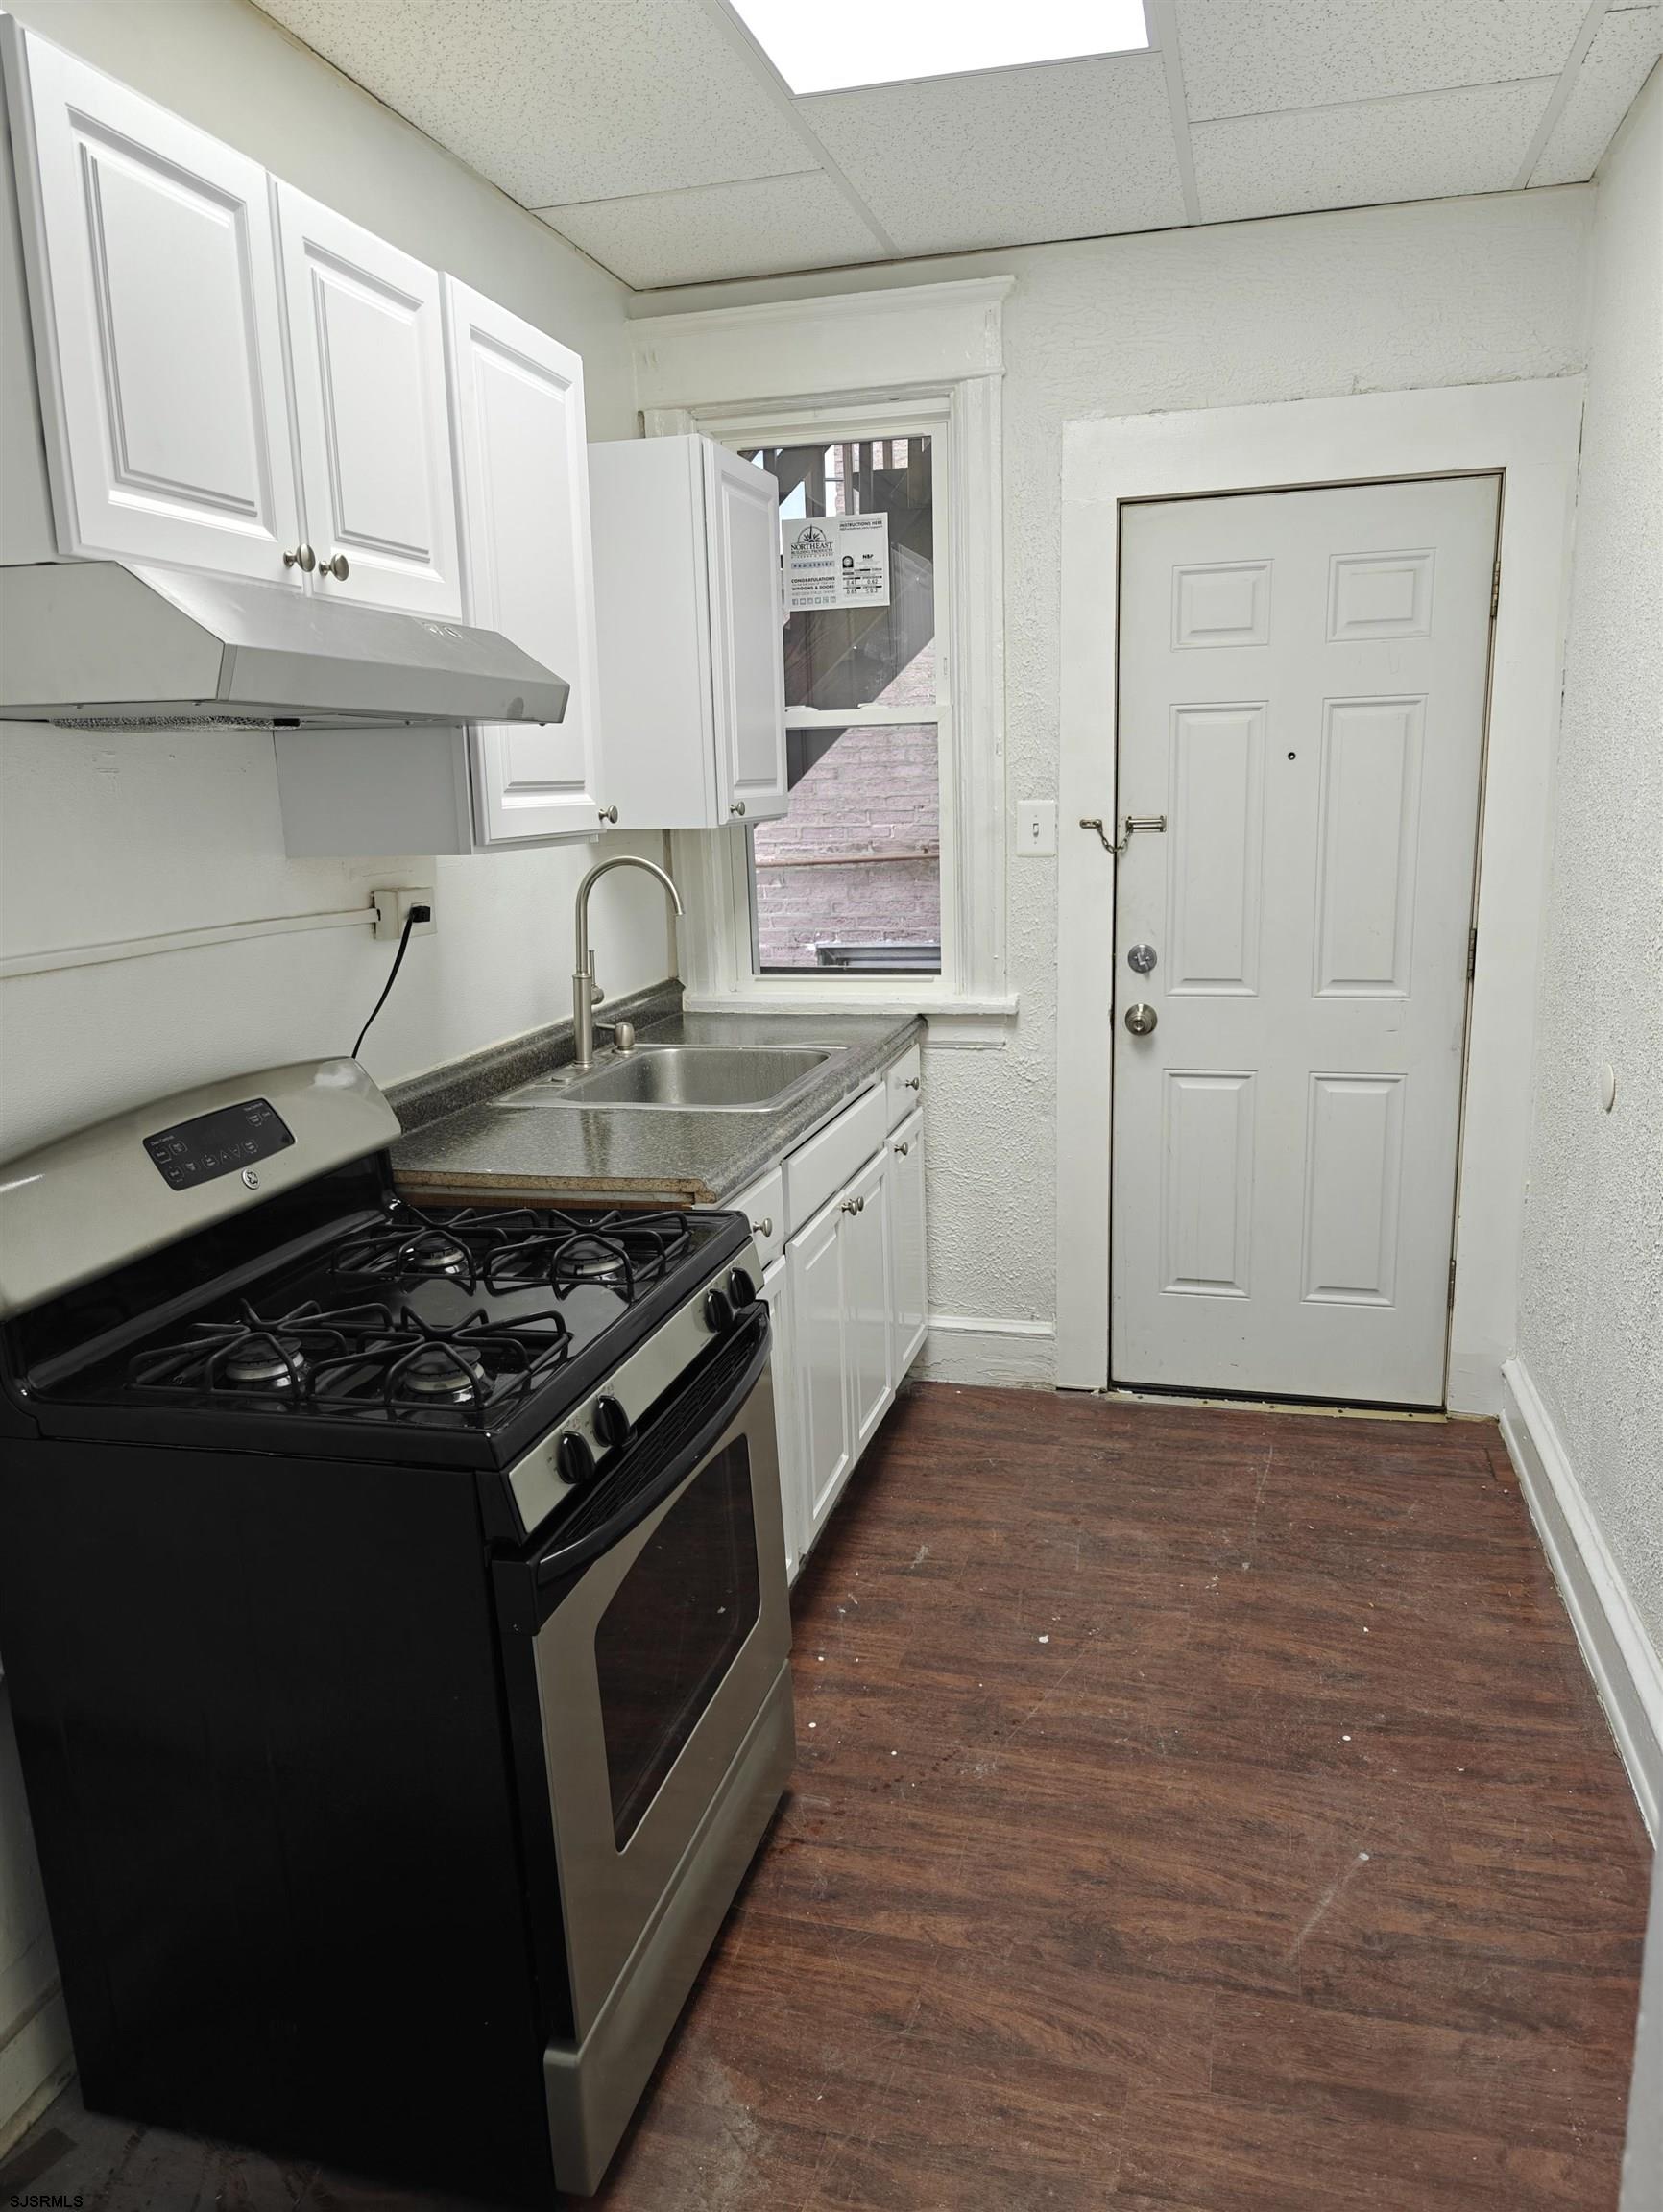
[
  {"left": 741, "top": 435, "right": 943, "bottom": 977},
  {"left": 638, "top": 276, "right": 1013, "bottom": 1023}
]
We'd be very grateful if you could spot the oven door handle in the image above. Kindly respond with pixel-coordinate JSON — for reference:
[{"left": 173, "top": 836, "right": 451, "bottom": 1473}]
[{"left": 531, "top": 1308, "right": 771, "bottom": 1587}]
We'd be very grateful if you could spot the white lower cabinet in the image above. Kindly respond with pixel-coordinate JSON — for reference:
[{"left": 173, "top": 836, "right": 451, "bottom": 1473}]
[
  {"left": 844, "top": 1148, "right": 894, "bottom": 1458},
  {"left": 886, "top": 1108, "right": 928, "bottom": 1378},
  {"left": 788, "top": 1190, "right": 853, "bottom": 1551},
  {"left": 759, "top": 1258, "right": 802, "bottom": 1586}
]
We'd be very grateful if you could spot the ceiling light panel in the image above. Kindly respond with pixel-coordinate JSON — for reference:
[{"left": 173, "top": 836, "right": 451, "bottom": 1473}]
[{"left": 729, "top": 0, "right": 1149, "bottom": 94}]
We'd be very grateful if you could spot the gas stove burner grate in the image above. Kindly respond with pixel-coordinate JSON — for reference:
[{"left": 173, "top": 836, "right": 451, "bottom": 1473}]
[
  {"left": 482, "top": 1209, "right": 693, "bottom": 1301},
  {"left": 307, "top": 1304, "right": 574, "bottom": 1422},
  {"left": 129, "top": 1298, "right": 398, "bottom": 1398},
  {"left": 329, "top": 1203, "right": 547, "bottom": 1294}
]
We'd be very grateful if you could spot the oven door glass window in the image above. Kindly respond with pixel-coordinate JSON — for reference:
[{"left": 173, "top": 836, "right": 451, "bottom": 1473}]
[{"left": 592, "top": 1437, "right": 761, "bottom": 1850}]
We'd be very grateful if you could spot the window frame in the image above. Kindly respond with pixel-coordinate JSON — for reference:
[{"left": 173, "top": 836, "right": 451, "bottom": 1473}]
[
  {"left": 738, "top": 401, "right": 953, "bottom": 986},
  {"left": 637, "top": 278, "right": 1013, "bottom": 1025}
]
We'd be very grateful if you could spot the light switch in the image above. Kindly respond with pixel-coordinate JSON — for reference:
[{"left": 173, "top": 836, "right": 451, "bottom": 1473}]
[{"left": 1018, "top": 800, "right": 1057, "bottom": 856}]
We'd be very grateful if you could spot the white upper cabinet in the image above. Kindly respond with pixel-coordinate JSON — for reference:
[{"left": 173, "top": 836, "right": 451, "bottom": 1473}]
[
  {"left": 589, "top": 434, "right": 787, "bottom": 831},
  {"left": 274, "top": 184, "right": 461, "bottom": 618},
  {"left": 446, "top": 279, "right": 603, "bottom": 843},
  {"left": 3, "top": 24, "right": 302, "bottom": 583}
]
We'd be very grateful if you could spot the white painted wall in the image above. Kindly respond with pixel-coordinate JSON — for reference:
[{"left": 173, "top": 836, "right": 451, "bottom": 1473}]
[
  {"left": 0, "top": 0, "right": 669, "bottom": 2143},
  {"left": 1515, "top": 67, "right": 1663, "bottom": 1659},
  {"left": 635, "top": 188, "right": 1595, "bottom": 1366}
]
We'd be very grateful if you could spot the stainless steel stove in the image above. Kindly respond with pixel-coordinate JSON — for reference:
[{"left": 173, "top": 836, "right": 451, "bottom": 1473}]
[{"left": 0, "top": 1059, "right": 794, "bottom": 2202}]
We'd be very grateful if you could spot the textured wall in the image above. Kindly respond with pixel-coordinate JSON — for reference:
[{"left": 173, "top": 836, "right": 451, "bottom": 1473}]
[
  {"left": 1516, "top": 66, "right": 1663, "bottom": 1651},
  {"left": 639, "top": 188, "right": 1595, "bottom": 1352}
]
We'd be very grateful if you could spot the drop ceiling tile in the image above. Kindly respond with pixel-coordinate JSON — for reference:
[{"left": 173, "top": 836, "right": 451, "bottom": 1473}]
[
  {"left": 536, "top": 172, "right": 887, "bottom": 288},
  {"left": 1531, "top": 7, "right": 1663, "bottom": 182},
  {"left": 252, "top": 0, "right": 810, "bottom": 204},
  {"left": 1175, "top": 0, "right": 1588, "bottom": 122},
  {"left": 1192, "top": 79, "right": 1555, "bottom": 223},
  {"left": 800, "top": 53, "right": 1184, "bottom": 254}
]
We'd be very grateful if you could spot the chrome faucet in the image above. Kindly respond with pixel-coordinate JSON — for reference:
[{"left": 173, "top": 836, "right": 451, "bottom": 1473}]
[{"left": 571, "top": 855, "right": 683, "bottom": 1071}]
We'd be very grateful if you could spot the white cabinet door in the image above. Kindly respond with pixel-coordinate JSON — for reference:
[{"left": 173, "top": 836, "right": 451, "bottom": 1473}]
[
  {"left": 705, "top": 443, "right": 787, "bottom": 825},
  {"left": 446, "top": 280, "right": 603, "bottom": 843},
  {"left": 788, "top": 1194, "right": 851, "bottom": 1548},
  {"left": 274, "top": 183, "right": 461, "bottom": 617},
  {"left": 887, "top": 1108, "right": 928, "bottom": 1380},
  {"left": 4, "top": 24, "right": 301, "bottom": 581},
  {"left": 843, "top": 1149, "right": 894, "bottom": 1458},
  {"left": 759, "top": 1258, "right": 803, "bottom": 1586}
]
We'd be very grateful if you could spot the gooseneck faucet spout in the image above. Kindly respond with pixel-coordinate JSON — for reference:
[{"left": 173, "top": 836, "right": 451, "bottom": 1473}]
[{"left": 571, "top": 855, "right": 683, "bottom": 1071}]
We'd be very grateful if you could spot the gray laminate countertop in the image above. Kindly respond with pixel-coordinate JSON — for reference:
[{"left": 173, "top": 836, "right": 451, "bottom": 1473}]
[{"left": 390, "top": 1006, "right": 924, "bottom": 1209}]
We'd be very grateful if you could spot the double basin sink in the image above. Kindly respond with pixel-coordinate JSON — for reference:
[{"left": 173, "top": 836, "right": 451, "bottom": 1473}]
[{"left": 494, "top": 1043, "right": 841, "bottom": 1116}]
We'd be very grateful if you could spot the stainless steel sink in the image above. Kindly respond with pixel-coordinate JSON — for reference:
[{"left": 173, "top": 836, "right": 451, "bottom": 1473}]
[{"left": 494, "top": 1044, "right": 840, "bottom": 1114}]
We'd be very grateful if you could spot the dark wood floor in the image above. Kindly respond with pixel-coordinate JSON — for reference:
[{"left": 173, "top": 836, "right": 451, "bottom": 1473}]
[{"left": 3, "top": 1384, "right": 1650, "bottom": 2211}]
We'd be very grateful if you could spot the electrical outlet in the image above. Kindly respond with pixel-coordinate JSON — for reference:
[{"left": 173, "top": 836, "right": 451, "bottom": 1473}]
[
  {"left": 371, "top": 886, "right": 437, "bottom": 943},
  {"left": 1017, "top": 800, "right": 1057, "bottom": 856}
]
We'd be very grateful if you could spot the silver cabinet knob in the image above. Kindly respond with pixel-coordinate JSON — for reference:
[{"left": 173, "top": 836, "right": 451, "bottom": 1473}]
[
  {"left": 282, "top": 542, "right": 316, "bottom": 572},
  {"left": 893, "top": 1141, "right": 909, "bottom": 1156},
  {"left": 319, "top": 552, "right": 349, "bottom": 581},
  {"left": 597, "top": 805, "right": 619, "bottom": 824},
  {"left": 1124, "top": 1002, "right": 1158, "bottom": 1036},
  {"left": 840, "top": 1195, "right": 864, "bottom": 1214},
  {"left": 755, "top": 1216, "right": 773, "bottom": 1239},
  {"left": 904, "top": 1075, "right": 921, "bottom": 1091},
  {"left": 730, "top": 800, "right": 747, "bottom": 818}
]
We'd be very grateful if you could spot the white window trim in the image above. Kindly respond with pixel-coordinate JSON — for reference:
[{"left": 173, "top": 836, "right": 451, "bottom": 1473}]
[{"left": 630, "top": 278, "right": 1014, "bottom": 1025}]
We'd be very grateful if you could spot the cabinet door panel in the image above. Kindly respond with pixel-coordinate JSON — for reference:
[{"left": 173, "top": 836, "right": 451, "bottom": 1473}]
[
  {"left": 845, "top": 1151, "right": 894, "bottom": 1458},
  {"left": 447, "top": 281, "right": 602, "bottom": 843},
  {"left": 6, "top": 25, "right": 300, "bottom": 578},
  {"left": 888, "top": 1109, "right": 928, "bottom": 1379},
  {"left": 276, "top": 184, "right": 460, "bottom": 616},
  {"left": 707, "top": 444, "right": 787, "bottom": 822},
  {"left": 759, "top": 1259, "right": 803, "bottom": 1586},
  {"left": 788, "top": 1199, "right": 851, "bottom": 1548}
]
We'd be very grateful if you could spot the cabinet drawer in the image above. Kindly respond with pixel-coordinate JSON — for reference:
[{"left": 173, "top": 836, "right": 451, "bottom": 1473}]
[
  {"left": 784, "top": 1084, "right": 885, "bottom": 1237},
  {"left": 885, "top": 1045, "right": 923, "bottom": 1129},
  {"left": 732, "top": 1166, "right": 784, "bottom": 1270}
]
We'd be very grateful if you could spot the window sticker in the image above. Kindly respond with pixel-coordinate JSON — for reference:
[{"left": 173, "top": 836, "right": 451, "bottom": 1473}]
[{"left": 783, "top": 512, "right": 891, "bottom": 612}]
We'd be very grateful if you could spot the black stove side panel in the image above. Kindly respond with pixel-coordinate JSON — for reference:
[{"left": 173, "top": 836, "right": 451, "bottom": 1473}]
[{"left": 0, "top": 1439, "right": 556, "bottom": 2208}]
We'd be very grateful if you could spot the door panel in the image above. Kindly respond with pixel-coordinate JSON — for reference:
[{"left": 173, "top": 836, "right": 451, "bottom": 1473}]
[
  {"left": 276, "top": 184, "right": 460, "bottom": 616},
  {"left": 759, "top": 1260, "right": 803, "bottom": 1585},
  {"left": 844, "top": 1152, "right": 893, "bottom": 1458},
  {"left": 8, "top": 27, "right": 300, "bottom": 578},
  {"left": 1112, "top": 476, "right": 1498, "bottom": 1407},
  {"left": 447, "top": 281, "right": 602, "bottom": 843},
  {"left": 707, "top": 445, "right": 787, "bottom": 821},
  {"left": 887, "top": 1110, "right": 928, "bottom": 1380},
  {"left": 789, "top": 1199, "right": 850, "bottom": 1545}
]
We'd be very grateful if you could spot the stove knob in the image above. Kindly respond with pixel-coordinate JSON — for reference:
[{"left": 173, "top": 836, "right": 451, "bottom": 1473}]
[
  {"left": 704, "top": 1286, "right": 735, "bottom": 1335},
  {"left": 593, "top": 1394, "right": 633, "bottom": 1452},
  {"left": 556, "top": 1431, "right": 598, "bottom": 1489},
  {"left": 727, "top": 1266, "right": 759, "bottom": 1311}
]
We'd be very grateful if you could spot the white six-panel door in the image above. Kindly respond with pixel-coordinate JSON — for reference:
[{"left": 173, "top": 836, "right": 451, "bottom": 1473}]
[
  {"left": 446, "top": 279, "right": 604, "bottom": 843},
  {"left": 274, "top": 182, "right": 461, "bottom": 617},
  {"left": 5, "top": 25, "right": 302, "bottom": 582},
  {"left": 1111, "top": 476, "right": 1499, "bottom": 1407}
]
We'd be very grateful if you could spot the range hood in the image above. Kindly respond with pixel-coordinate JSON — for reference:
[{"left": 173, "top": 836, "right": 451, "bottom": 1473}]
[{"left": 0, "top": 560, "right": 569, "bottom": 730}]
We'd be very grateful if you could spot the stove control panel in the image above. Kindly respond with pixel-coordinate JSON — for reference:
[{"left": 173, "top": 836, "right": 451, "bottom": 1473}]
[{"left": 143, "top": 1097, "right": 296, "bottom": 1192}]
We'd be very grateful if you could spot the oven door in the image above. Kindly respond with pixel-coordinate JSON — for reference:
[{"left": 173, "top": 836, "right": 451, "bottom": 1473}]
[{"left": 511, "top": 1307, "right": 791, "bottom": 2044}]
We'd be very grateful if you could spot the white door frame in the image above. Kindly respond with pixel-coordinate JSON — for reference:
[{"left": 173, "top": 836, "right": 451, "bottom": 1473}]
[{"left": 1057, "top": 378, "right": 1584, "bottom": 1414}]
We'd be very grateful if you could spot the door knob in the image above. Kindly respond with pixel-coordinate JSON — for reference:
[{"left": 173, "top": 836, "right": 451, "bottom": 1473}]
[
  {"left": 319, "top": 552, "right": 349, "bottom": 581},
  {"left": 1124, "top": 1002, "right": 1158, "bottom": 1036}
]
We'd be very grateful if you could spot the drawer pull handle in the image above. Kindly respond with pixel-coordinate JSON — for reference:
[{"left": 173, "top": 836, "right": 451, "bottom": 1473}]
[{"left": 840, "top": 1195, "right": 864, "bottom": 1215}]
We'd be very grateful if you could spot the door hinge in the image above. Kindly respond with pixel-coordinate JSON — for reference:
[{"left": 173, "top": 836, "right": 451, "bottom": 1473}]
[
  {"left": 1490, "top": 561, "right": 1501, "bottom": 620},
  {"left": 1466, "top": 926, "right": 1478, "bottom": 982},
  {"left": 1448, "top": 1255, "right": 1458, "bottom": 1308}
]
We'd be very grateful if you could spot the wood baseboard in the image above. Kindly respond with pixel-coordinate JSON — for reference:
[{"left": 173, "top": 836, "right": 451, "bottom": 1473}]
[{"left": 1500, "top": 1355, "right": 1663, "bottom": 1839}]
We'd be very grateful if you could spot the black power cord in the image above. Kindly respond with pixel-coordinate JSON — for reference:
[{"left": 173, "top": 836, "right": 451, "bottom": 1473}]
[{"left": 352, "top": 902, "right": 431, "bottom": 1062}]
